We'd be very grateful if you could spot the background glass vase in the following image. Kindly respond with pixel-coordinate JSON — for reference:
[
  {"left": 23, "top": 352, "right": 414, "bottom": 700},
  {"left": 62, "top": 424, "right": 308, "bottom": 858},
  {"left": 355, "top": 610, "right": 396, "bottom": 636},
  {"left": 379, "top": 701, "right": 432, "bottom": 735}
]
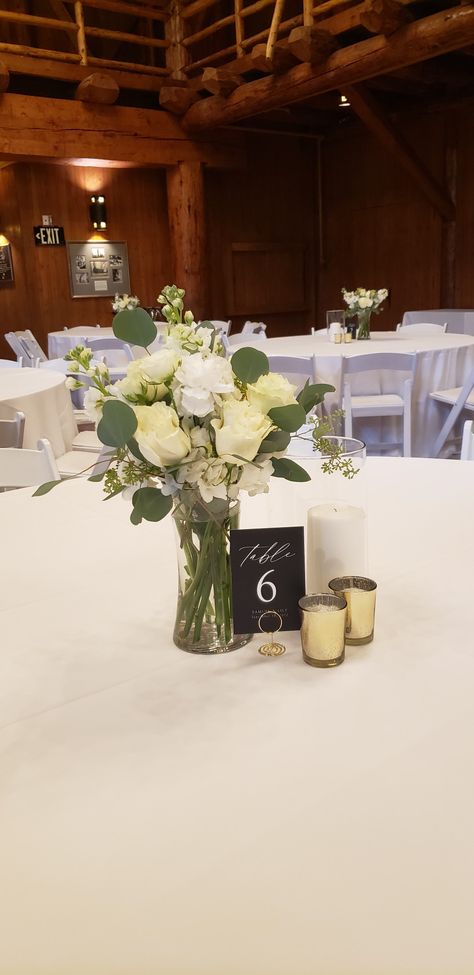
[
  {"left": 172, "top": 496, "right": 252, "bottom": 654},
  {"left": 356, "top": 309, "right": 372, "bottom": 339}
]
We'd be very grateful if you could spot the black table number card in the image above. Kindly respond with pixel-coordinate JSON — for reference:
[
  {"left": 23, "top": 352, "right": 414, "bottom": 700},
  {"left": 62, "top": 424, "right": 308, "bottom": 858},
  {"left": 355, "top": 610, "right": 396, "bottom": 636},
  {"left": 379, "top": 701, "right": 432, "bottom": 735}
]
[{"left": 230, "top": 526, "right": 305, "bottom": 633}]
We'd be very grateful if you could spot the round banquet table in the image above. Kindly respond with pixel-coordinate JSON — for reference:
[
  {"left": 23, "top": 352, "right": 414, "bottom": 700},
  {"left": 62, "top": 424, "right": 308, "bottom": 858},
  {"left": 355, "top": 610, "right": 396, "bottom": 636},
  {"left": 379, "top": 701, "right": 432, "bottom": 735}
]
[
  {"left": 0, "top": 367, "right": 77, "bottom": 455},
  {"left": 248, "top": 331, "right": 474, "bottom": 456},
  {"left": 47, "top": 326, "right": 113, "bottom": 359},
  {"left": 1, "top": 456, "right": 474, "bottom": 975}
]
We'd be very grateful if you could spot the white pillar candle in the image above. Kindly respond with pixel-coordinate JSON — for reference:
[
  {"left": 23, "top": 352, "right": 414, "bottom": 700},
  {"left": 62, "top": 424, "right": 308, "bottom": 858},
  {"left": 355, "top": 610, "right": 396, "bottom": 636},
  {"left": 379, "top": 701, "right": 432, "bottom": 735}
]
[{"left": 306, "top": 503, "right": 367, "bottom": 593}]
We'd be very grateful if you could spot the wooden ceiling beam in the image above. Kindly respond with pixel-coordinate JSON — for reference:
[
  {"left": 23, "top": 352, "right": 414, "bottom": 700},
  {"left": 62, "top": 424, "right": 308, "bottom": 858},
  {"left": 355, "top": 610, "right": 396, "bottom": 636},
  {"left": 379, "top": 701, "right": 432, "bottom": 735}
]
[
  {"left": 360, "top": 0, "right": 412, "bottom": 36},
  {"left": 250, "top": 41, "right": 298, "bottom": 74},
  {"left": 343, "top": 83, "right": 454, "bottom": 220},
  {"left": 0, "top": 92, "right": 244, "bottom": 169},
  {"left": 287, "top": 26, "right": 338, "bottom": 63},
  {"left": 200, "top": 67, "right": 241, "bottom": 96},
  {"left": 159, "top": 84, "right": 200, "bottom": 113},
  {"left": 183, "top": 4, "right": 474, "bottom": 130}
]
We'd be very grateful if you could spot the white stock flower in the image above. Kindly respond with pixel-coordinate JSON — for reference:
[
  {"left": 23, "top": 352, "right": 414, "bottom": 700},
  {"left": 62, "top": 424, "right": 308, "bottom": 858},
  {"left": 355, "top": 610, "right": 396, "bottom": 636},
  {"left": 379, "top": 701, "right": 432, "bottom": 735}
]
[
  {"left": 197, "top": 459, "right": 229, "bottom": 503},
  {"left": 166, "top": 323, "right": 213, "bottom": 356},
  {"left": 233, "top": 457, "right": 274, "bottom": 497},
  {"left": 246, "top": 372, "right": 297, "bottom": 415},
  {"left": 84, "top": 385, "right": 105, "bottom": 421},
  {"left": 174, "top": 353, "right": 234, "bottom": 417},
  {"left": 134, "top": 402, "right": 191, "bottom": 468},
  {"left": 211, "top": 398, "right": 272, "bottom": 465}
]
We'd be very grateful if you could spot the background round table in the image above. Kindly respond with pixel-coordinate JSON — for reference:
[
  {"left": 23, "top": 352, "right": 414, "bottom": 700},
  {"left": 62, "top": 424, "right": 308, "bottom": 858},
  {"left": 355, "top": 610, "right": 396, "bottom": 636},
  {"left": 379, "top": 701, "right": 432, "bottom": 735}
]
[
  {"left": 250, "top": 331, "right": 474, "bottom": 456},
  {"left": 0, "top": 367, "right": 77, "bottom": 454},
  {"left": 1, "top": 457, "right": 474, "bottom": 975},
  {"left": 47, "top": 327, "right": 113, "bottom": 359}
]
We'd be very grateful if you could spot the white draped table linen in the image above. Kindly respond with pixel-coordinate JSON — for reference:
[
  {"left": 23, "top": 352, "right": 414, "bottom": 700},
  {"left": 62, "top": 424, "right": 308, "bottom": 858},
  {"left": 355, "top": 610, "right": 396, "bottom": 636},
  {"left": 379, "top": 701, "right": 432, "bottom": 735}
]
[
  {"left": 1, "top": 457, "right": 474, "bottom": 975},
  {"left": 236, "top": 332, "right": 474, "bottom": 456},
  {"left": 47, "top": 327, "right": 115, "bottom": 359},
  {"left": 0, "top": 367, "right": 77, "bottom": 455}
]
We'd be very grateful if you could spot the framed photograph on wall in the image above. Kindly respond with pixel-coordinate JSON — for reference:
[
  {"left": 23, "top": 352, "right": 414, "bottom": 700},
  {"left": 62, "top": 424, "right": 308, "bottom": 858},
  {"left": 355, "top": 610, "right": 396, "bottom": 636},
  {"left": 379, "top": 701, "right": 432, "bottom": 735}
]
[
  {"left": 67, "top": 241, "right": 130, "bottom": 298},
  {"left": 0, "top": 243, "right": 14, "bottom": 283}
]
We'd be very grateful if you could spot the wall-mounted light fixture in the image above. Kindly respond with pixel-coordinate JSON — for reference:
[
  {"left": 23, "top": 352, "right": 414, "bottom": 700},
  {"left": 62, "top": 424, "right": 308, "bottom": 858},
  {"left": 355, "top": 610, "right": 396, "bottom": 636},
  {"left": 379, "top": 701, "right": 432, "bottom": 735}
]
[
  {"left": 89, "top": 194, "right": 107, "bottom": 230},
  {"left": 338, "top": 93, "right": 350, "bottom": 109}
]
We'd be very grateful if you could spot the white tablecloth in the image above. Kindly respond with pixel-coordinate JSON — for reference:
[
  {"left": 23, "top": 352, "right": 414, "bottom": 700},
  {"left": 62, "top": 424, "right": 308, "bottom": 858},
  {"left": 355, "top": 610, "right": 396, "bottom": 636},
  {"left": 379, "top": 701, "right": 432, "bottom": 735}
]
[
  {"left": 0, "top": 368, "right": 77, "bottom": 455},
  {"left": 47, "top": 327, "right": 112, "bottom": 359},
  {"left": 1, "top": 457, "right": 474, "bottom": 975},
  {"left": 402, "top": 309, "right": 474, "bottom": 335},
  {"left": 249, "top": 332, "right": 474, "bottom": 456}
]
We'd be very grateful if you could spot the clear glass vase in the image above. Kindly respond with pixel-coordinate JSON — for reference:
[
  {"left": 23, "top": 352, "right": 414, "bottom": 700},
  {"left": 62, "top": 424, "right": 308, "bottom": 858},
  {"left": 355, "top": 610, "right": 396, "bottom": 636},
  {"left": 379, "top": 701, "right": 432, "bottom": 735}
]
[
  {"left": 172, "top": 496, "right": 252, "bottom": 654},
  {"left": 356, "top": 309, "right": 372, "bottom": 340}
]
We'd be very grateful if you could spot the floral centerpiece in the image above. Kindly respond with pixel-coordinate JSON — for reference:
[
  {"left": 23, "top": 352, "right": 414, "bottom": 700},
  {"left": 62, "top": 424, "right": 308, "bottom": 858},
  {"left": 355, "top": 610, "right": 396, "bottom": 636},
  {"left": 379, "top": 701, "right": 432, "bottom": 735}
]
[
  {"left": 39, "top": 285, "right": 342, "bottom": 655},
  {"left": 112, "top": 293, "right": 140, "bottom": 313},
  {"left": 342, "top": 287, "right": 388, "bottom": 340}
]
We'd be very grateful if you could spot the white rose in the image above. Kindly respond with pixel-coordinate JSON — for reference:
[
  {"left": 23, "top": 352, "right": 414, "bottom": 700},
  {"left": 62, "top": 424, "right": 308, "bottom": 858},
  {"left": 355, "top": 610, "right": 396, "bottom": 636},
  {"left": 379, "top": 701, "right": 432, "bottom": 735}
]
[
  {"left": 246, "top": 372, "right": 297, "bottom": 415},
  {"left": 358, "top": 296, "right": 372, "bottom": 309},
  {"left": 229, "top": 457, "right": 273, "bottom": 498},
  {"left": 211, "top": 399, "right": 272, "bottom": 465},
  {"left": 134, "top": 402, "right": 191, "bottom": 468},
  {"left": 116, "top": 349, "right": 177, "bottom": 403},
  {"left": 174, "top": 353, "right": 235, "bottom": 417}
]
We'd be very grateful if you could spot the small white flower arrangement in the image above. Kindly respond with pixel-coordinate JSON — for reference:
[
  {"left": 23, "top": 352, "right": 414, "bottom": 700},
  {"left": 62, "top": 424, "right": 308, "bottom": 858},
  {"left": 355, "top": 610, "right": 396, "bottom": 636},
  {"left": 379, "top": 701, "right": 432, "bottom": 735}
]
[
  {"left": 342, "top": 288, "right": 388, "bottom": 339},
  {"left": 112, "top": 293, "right": 140, "bottom": 313}
]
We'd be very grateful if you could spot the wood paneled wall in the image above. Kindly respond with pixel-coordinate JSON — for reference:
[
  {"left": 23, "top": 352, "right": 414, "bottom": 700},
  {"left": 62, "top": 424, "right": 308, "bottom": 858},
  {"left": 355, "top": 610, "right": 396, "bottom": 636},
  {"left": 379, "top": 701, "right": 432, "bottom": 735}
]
[
  {"left": 2, "top": 109, "right": 474, "bottom": 359},
  {"left": 0, "top": 163, "right": 172, "bottom": 357}
]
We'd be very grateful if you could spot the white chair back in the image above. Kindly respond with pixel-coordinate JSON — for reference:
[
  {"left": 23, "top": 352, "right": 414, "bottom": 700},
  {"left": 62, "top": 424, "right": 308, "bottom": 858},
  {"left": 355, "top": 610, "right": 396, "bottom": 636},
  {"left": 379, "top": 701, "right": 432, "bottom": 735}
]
[
  {"left": 0, "top": 438, "right": 59, "bottom": 488},
  {"left": 85, "top": 337, "right": 134, "bottom": 367},
  {"left": 5, "top": 330, "right": 48, "bottom": 364},
  {"left": 342, "top": 352, "right": 417, "bottom": 457},
  {"left": 0, "top": 406, "right": 25, "bottom": 448},
  {"left": 63, "top": 325, "right": 101, "bottom": 334},
  {"left": 0, "top": 358, "right": 22, "bottom": 368},
  {"left": 396, "top": 322, "right": 447, "bottom": 336},
  {"left": 430, "top": 362, "right": 474, "bottom": 457},
  {"left": 311, "top": 328, "right": 327, "bottom": 336},
  {"left": 461, "top": 420, "right": 474, "bottom": 460},
  {"left": 242, "top": 321, "right": 267, "bottom": 335}
]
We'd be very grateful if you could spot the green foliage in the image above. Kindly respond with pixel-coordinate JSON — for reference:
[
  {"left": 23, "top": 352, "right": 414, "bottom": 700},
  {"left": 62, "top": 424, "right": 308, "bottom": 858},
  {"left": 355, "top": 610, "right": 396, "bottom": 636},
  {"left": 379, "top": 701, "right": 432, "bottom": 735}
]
[
  {"left": 259, "top": 429, "right": 291, "bottom": 453},
  {"left": 231, "top": 347, "right": 269, "bottom": 384},
  {"left": 97, "top": 400, "right": 137, "bottom": 448},
  {"left": 131, "top": 486, "right": 173, "bottom": 524},
  {"left": 113, "top": 307, "right": 157, "bottom": 349},
  {"left": 32, "top": 479, "right": 62, "bottom": 496},
  {"left": 271, "top": 457, "right": 311, "bottom": 482},
  {"left": 268, "top": 402, "right": 306, "bottom": 432},
  {"left": 297, "top": 381, "right": 335, "bottom": 414}
]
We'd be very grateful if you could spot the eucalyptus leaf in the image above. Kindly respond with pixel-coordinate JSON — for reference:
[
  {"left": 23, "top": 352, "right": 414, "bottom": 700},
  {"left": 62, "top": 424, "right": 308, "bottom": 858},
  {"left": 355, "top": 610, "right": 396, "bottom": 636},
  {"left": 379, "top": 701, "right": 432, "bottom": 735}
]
[
  {"left": 259, "top": 429, "right": 291, "bottom": 453},
  {"left": 127, "top": 437, "right": 147, "bottom": 463},
  {"left": 271, "top": 457, "right": 311, "bottom": 482},
  {"left": 297, "top": 381, "right": 335, "bottom": 414},
  {"left": 268, "top": 403, "right": 306, "bottom": 432},
  {"left": 231, "top": 347, "right": 269, "bottom": 384},
  {"left": 198, "top": 320, "right": 214, "bottom": 330},
  {"left": 32, "top": 479, "right": 62, "bottom": 497},
  {"left": 97, "top": 400, "right": 137, "bottom": 448},
  {"left": 131, "top": 486, "right": 173, "bottom": 524},
  {"left": 113, "top": 307, "right": 157, "bottom": 349},
  {"left": 88, "top": 471, "right": 107, "bottom": 482}
]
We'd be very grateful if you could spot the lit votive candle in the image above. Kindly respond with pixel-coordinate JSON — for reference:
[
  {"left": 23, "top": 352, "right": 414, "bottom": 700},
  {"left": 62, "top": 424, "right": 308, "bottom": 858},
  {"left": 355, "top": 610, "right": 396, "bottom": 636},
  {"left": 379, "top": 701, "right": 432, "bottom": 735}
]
[
  {"left": 344, "top": 331, "right": 352, "bottom": 343},
  {"left": 306, "top": 503, "right": 367, "bottom": 594},
  {"left": 299, "top": 594, "right": 347, "bottom": 667},
  {"left": 334, "top": 332, "right": 342, "bottom": 344},
  {"left": 328, "top": 576, "right": 377, "bottom": 645}
]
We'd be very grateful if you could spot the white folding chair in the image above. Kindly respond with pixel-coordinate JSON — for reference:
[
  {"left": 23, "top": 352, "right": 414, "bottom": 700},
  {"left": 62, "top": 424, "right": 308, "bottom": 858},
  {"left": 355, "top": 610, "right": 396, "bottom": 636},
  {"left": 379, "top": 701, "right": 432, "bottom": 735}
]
[
  {"left": 342, "top": 352, "right": 416, "bottom": 457},
  {"left": 461, "top": 420, "right": 474, "bottom": 460},
  {"left": 311, "top": 328, "right": 327, "bottom": 336},
  {"left": 242, "top": 321, "right": 267, "bottom": 335},
  {"left": 0, "top": 357, "right": 23, "bottom": 368},
  {"left": 430, "top": 362, "right": 474, "bottom": 458},
  {"left": 63, "top": 325, "right": 101, "bottom": 334},
  {"left": 85, "top": 337, "right": 134, "bottom": 367},
  {"left": 0, "top": 438, "right": 59, "bottom": 488},
  {"left": 396, "top": 322, "right": 447, "bottom": 336},
  {"left": 5, "top": 330, "right": 48, "bottom": 364},
  {"left": 0, "top": 406, "right": 25, "bottom": 448},
  {"left": 266, "top": 355, "right": 316, "bottom": 394}
]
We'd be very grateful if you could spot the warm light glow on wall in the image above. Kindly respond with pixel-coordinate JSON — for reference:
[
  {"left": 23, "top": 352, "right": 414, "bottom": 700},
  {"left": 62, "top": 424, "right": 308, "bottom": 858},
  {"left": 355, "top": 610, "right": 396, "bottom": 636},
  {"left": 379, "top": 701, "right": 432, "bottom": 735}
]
[{"left": 0, "top": 233, "right": 9, "bottom": 246}]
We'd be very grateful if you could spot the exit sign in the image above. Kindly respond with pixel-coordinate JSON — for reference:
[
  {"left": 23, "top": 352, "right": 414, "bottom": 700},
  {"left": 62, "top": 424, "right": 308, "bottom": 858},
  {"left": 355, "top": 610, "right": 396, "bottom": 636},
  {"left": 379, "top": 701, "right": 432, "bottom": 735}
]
[{"left": 34, "top": 226, "right": 65, "bottom": 246}]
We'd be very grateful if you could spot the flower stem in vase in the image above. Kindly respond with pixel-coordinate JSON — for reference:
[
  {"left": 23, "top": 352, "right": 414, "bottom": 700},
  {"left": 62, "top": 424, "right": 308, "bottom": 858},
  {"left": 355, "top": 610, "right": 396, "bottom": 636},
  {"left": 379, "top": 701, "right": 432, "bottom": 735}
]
[{"left": 357, "top": 310, "right": 372, "bottom": 340}]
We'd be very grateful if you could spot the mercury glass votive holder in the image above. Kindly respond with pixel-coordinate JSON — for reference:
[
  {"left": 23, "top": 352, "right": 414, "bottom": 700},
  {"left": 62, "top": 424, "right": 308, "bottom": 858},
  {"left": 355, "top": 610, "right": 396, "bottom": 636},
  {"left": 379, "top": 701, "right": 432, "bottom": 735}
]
[
  {"left": 299, "top": 594, "right": 347, "bottom": 668},
  {"left": 328, "top": 576, "right": 377, "bottom": 645}
]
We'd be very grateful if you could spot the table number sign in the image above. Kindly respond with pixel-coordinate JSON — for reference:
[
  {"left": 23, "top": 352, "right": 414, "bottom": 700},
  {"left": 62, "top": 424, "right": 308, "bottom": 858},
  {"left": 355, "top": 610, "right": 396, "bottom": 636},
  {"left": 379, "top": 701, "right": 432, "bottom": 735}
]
[{"left": 230, "top": 526, "right": 305, "bottom": 633}]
